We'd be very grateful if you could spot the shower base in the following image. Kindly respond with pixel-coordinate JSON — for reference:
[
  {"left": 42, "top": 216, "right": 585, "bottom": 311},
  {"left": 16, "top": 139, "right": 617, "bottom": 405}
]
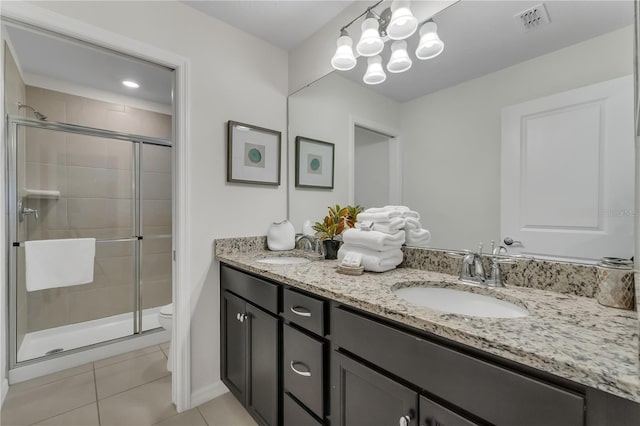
[{"left": 17, "top": 307, "right": 163, "bottom": 362}]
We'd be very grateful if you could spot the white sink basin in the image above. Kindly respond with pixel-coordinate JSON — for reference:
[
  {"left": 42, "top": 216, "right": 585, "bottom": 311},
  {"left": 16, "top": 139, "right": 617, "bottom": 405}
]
[
  {"left": 256, "top": 257, "right": 311, "bottom": 265},
  {"left": 393, "top": 287, "right": 528, "bottom": 318}
]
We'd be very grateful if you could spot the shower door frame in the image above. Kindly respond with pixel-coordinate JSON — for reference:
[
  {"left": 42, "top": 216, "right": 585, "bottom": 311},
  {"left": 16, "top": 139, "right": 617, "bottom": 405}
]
[{"left": 5, "top": 115, "right": 172, "bottom": 371}]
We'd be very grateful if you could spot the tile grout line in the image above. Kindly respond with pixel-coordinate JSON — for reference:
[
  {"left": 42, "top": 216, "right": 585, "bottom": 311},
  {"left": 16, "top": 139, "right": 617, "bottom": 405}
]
[
  {"left": 93, "top": 363, "right": 102, "bottom": 426},
  {"left": 196, "top": 407, "right": 211, "bottom": 426},
  {"left": 93, "top": 346, "right": 164, "bottom": 372},
  {"left": 24, "top": 401, "right": 97, "bottom": 426},
  {"left": 96, "top": 373, "right": 171, "bottom": 402}
]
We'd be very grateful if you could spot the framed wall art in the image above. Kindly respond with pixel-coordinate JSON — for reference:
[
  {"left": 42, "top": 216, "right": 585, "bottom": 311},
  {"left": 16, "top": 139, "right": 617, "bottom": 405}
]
[
  {"left": 227, "top": 120, "right": 281, "bottom": 185},
  {"left": 295, "top": 136, "right": 334, "bottom": 189}
]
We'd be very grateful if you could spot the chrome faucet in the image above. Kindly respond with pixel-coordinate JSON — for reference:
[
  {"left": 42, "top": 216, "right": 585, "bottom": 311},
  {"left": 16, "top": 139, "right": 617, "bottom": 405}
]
[
  {"left": 460, "top": 252, "right": 486, "bottom": 285},
  {"left": 18, "top": 199, "right": 39, "bottom": 223},
  {"left": 295, "top": 234, "right": 320, "bottom": 255}
]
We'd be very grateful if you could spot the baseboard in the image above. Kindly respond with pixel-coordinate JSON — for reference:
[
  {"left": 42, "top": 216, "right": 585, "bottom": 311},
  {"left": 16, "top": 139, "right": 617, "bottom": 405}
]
[
  {"left": 190, "top": 380, "right": 229, "bottom": 408},
  {"left": 1, "top": 378, "right": 8, "bottom": 408}
]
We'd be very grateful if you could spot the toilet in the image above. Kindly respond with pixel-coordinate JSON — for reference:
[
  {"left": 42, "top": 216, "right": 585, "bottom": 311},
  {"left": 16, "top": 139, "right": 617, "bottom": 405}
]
[{"left": 158, "top": 303, "right": 173, "bottom": 372}]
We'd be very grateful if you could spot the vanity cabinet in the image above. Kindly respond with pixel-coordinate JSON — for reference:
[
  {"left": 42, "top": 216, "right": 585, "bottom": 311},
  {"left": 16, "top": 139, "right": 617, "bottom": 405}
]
[
  {"left": 220, "top": 264, "right": 639, "bottom": 426},
  {"left": 221, "top": 266, "right": 280, "bottom": 426}
]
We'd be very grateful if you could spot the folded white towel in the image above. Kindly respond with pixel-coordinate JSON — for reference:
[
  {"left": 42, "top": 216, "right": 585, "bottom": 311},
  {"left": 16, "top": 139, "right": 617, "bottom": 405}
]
[
  {"left": 25, "top": 238, "right": 96, "bottom": 292},
  {"left": 343, "top": 229, "right": 405, "bottom": 251},
  {"left": 404, "top": 217, "right": 422, "bottom": 230},
  {"left": 405, "top": 229, "right": 431, "bottom": 247},
  {"left": 383, "top": 205, "right": 410, "bottom": 212},
  {"left": 338, "top": 245, "right": 404, "bottom": 273},
  {"left": 401, "top": 210, "right": 420, "bottom": 219},
  {"left": 364, "top": 206, "right": 410, "bottom": 214},
  {"left": 358, "top": 210, "right": 403, "bottom": 222},
  {"left": 357, "top": 217, "right": 405, "bottom": 234}
]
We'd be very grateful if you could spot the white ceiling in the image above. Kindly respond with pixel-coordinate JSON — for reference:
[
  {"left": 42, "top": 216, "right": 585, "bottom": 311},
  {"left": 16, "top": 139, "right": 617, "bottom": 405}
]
[
  {"left": 183, "top": 0, "right": 355, "bottom": 50},
  {"left": 341, "top": 0, "right": 634, "bottom": 102},
  {"left": 5, "top": 24, "right": 174, "bottom": 106}
]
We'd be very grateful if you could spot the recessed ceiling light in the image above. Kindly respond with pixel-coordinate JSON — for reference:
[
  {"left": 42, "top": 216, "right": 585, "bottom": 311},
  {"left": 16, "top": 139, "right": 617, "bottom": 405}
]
[{"left": 122, "top": 80, "right": 140, "bottom": 88}]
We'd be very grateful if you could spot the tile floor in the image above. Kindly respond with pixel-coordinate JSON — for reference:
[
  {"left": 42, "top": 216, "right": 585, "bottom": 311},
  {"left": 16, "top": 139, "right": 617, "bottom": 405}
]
[{"left": 1, "top": 343, "right": 257, "bottom": 426}]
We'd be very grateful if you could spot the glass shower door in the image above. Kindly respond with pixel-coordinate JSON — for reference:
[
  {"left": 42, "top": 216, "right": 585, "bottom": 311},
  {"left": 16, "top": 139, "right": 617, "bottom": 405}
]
[{"left": 11, "top": 123, "right": 138, "bottom": 363}]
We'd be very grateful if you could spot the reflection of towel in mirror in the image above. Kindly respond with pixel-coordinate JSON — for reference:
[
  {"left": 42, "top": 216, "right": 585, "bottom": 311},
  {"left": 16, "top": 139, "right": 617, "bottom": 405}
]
[
  {"left": 404, "top": 217, "right": 422, "bottom": 230},
  {"left": 358, "top": 210, "right": 403, "bottom": 222},
  {"left": 343, "top": 229, "right": 405, "bottom": 251},
  {"left": 405, "top": 229, "right": 431, "bottom": 247},
  {"left": 357, "top": 217, "right": 405, "bottom": 234},
  {"left": 338, "top": 245, "right": 404, "bottom": 273}
]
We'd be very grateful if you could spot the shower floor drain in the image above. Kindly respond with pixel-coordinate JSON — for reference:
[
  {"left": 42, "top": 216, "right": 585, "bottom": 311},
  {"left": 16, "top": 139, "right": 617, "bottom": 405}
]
[{"left": 46, "top": 348, "right": 64, "bottom": 355}]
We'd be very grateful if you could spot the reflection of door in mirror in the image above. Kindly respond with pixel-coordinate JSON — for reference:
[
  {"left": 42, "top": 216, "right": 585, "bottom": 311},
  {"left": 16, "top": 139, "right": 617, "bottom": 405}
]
[
  {"left": 502, "top": 76, "right": 634, "bottom": 262},
  {"left": 354, "top": 126, "right": 401, "bottom": 209}
]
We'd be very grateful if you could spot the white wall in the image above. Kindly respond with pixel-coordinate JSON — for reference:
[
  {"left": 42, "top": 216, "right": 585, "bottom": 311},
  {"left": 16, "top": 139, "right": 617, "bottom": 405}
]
[
  {"left": 354, "top": 126, "right": 391, "bottom": 209},
  {"left": 401, "top": 26, "right": 633, "bottom": 250},
  {"left": 288, "top": 72, "right": 400, "bottom": 231},
  {"left": 27, "top": 0, "right": 288, "bottom": 400}
]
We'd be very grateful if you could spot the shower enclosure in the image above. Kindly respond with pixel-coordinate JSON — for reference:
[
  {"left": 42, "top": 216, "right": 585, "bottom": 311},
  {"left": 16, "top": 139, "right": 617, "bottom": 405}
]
[{"left": 6, "top": 115, "right": 173, "bottom": 369}]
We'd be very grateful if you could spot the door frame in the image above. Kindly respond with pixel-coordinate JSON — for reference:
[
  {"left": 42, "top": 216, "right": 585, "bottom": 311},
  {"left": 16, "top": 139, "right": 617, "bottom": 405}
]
[
  {"left": 0, "top": 2, "right": 192, "bottom": 411},
  {"left": 348, "top": 116, "right": 402, "bottom": 206}
]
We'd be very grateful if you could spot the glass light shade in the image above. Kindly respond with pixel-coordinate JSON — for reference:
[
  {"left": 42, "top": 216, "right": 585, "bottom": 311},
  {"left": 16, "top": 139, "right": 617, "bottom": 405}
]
[
  {"left": 356, "top": 17, "right": 384, "bottom": 57},
  {"left": 331, "top": 34, "right": 357, "bottom": 71},
  {"left": 387, "top": 0, "right": 418, "bottom": 40},
  {"left": 416, "top": 21, "right": 444, "bottom": 60},
  {"left": 386, "top": 40, "right": 412, "bottom": 73},
  {"left": 363, "top": 55, "right": 386, "bottom": 85}
]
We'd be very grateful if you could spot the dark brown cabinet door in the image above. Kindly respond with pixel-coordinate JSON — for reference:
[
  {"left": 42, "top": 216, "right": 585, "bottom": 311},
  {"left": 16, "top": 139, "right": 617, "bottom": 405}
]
[
  {"left": 331, "top": 351, "right": 418, "bottom": 426},
  {"left": 246, "top": 303, "right": 279, "bottom": 426},
  {"left": 222, "top": 290, "right": 247, "bottom": 402}
]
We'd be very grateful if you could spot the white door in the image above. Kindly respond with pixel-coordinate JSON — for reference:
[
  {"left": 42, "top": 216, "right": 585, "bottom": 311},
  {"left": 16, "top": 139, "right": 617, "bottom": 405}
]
[
  {"left": 501, "top": 75, "right": 634, "bottom": 262},
  {"left": 354, "top": 126, "right": 401, "bottom": 209}
]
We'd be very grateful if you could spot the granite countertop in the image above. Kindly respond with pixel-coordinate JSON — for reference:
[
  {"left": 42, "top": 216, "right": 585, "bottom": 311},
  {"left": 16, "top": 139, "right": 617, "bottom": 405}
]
[{"left": 216, "top": 247, "right": 640, "bottom": 403}]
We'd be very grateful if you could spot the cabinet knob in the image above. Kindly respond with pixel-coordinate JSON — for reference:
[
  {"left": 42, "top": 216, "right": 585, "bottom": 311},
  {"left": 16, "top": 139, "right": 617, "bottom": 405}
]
[
  {"left": 399, "top": 415, "right": 411, "bottom": 426},
  {"left": 237, "top": 313, "right": 247, "bottom": 322}
]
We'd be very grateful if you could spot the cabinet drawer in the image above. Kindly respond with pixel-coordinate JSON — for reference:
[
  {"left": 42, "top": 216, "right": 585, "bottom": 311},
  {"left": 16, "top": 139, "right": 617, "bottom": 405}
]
[
  {"left": 283, "top": 324, "right": 325, "bottom": 418},
  {"left": 332, "top": 306, "right": 585, "bottom": 426},
  {"left": 221, "top": 265, "right": 278, "bottom": 314},
  {"left": 283, "top": 288, "right": 325, "bottom": 336},
  {"left": 284, "top": 393, "right": 322, "bottom": 426},
  {"left": 420, "top": 395, "right": 478, "bottom": 426}
]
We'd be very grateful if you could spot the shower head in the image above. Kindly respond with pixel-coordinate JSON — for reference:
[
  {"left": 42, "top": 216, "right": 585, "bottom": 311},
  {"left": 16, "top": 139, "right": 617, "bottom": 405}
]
[{"left": 17, "top": 102, "right": 47, "bottom": 120}]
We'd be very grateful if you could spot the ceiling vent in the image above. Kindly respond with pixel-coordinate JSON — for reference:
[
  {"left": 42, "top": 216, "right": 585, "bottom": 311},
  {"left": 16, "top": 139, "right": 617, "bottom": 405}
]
[{"left": 515, "top": 3, "right": 551, "bottom": 31}]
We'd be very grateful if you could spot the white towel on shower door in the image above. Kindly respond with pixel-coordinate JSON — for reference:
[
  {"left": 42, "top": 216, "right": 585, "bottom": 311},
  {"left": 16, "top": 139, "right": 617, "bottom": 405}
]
[{"left": 25, "top": 238, "right": 96, "bottom": 292}]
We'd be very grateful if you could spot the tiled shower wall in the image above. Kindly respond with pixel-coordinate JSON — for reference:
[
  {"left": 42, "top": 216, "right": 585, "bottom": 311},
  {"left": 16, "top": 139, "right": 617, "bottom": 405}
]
[{"left": 20, "top": 86, "right": 172, "bottom": 332}]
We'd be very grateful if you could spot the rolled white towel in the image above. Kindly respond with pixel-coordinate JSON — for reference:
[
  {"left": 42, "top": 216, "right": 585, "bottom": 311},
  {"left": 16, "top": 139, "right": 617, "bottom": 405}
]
[
  {"left": 358, "top": 210, "right": 403, "bottom": 222},
  {"left": 357, "top": 217, "right": 405, "bottom": 234},
  {"left": 403, "top": 217, "right": 422, "bottom": 231},
  {"left": 343, "top": 228, "right": 405, "bottom": 251},
  {"left": 338, "top": 245, "right": 404, "bottom": 273},
  {"left": 405, "top": 229, "right": 431, "bottom": 247}
]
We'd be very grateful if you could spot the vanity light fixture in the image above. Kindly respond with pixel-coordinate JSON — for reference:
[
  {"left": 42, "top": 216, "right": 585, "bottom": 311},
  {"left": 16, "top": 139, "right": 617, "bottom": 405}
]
[
  {"left": 356, "top": 11, "right": 385, "bottom": 57},
  {"left": 387, "top": 0, "right": 418, "bottom": 40},
  {"left": 415, "top": 20, "right": 444, "bottom": 60},
  {"left": 330, "top": 0, "right": 445, "bottom": 85},
  {"left": 387, "top": 40, "right": 412, "bottom": 73},
  {"left": 122, "top": 80, "right": 140, "bottom": 89},
  {"left": 331, "top": 29, "right": 357, "bottom": 71},
  {"left": 363, "top": 55, "right": 386, "bottom": 85}
]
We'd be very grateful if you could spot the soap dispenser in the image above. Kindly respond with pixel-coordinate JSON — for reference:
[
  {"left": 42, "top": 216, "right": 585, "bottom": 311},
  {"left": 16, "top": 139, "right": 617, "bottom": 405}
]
[{"left": 267, "top": 220, "right": 295, "bottom": 251}]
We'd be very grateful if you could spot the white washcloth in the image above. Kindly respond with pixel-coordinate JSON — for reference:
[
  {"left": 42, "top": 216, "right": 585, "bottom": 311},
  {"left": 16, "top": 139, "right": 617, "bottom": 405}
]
[
  {"left": 405, "top": 229, "right": 431, "bottom": 247},
  {"left": 404, "top": 217, "right": 422, "bottom": 231},
  {"left": 338, "top": 245, "right": 404, "bottom": 273},
  {"left": 343, "top": 229, "right": 405, "bottom": 251},
  {"left": 25, "top": 238, "right": 96, "bottom": 292},
  {"left": 358, "top": 210, "right": 403, "bottom": 222},
  {"left": 401, "top": 210, "right": 420, "bottom": 219}
]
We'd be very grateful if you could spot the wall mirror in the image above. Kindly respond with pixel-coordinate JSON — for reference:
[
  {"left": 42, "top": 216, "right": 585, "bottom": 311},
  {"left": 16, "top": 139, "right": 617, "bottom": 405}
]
[{"left": 288, "top": 0, "right": 635, "bottom": 263}]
